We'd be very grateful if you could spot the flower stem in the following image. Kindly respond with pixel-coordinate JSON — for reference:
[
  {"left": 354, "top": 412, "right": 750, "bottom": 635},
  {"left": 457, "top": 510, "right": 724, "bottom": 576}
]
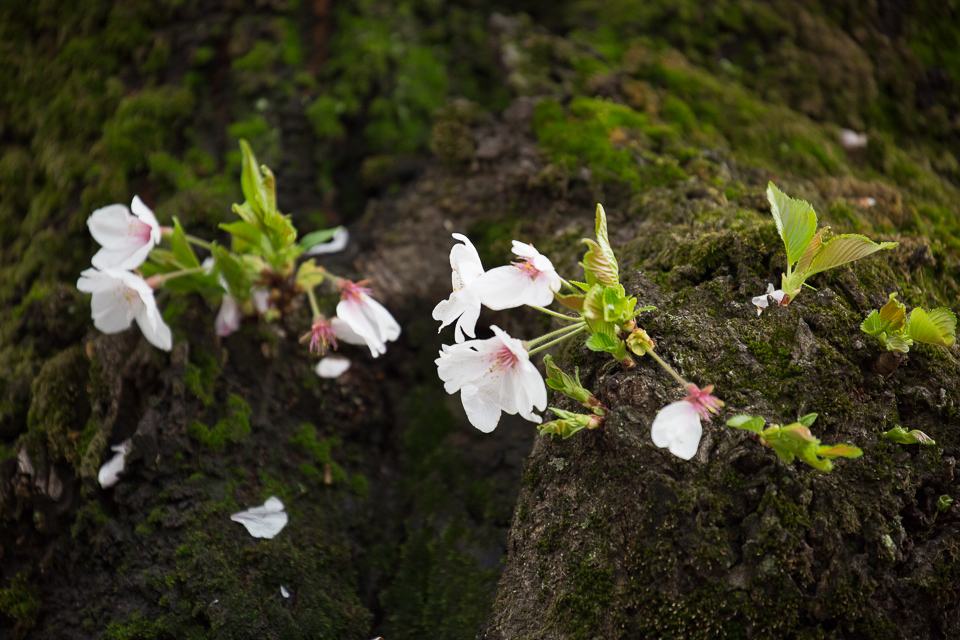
[
  {"left": 306, "top": 288, "right": 322, "bottom": 318},
  {"left": 528, "top": 305, "right": 581, "bottom": 321},
  {"left": 528, "top": 325, "right": 588, "bottom": 356},
  {"left": 526, "top": 321, "right": 587, "bottom": 347},
  {"left": 186, "top": 234, "right": 213, "bottom": 250},
  {"left": 646, "top": 348, "right": 688, "bottom": 387},
  {"left": 146, "top": 265, "right": 208, "bottom": 288}
]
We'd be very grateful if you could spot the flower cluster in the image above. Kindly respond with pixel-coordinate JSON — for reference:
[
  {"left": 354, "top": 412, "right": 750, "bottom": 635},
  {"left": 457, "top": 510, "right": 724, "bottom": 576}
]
[
  {"left": 76, "top": 141, "right": 399, "bottom": 380},
  {"left": 433, "top": 204, "right": 724, "bottom": 463}
]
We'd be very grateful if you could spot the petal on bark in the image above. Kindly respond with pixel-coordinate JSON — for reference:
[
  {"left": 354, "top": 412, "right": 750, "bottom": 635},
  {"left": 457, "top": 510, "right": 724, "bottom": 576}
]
[
  {"left": 651, "top": 401, "right": 702, "bottom": 460},
  {"left": 98, "top": 444, "right": 128, "bottom": 489},
  {"left": 230, "top": 497, "right": 289, "bottom": 539},
  {"left": 316, "top": 356, "right": 351, "bottom": 378}
]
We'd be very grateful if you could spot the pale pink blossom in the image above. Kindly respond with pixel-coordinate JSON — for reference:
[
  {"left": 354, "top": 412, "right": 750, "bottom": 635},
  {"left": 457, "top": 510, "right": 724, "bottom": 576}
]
[
  {"left": 650, "top": 384, "right": 723, "bottom": 460},
  {"left": 336, "top": 280, "right": 400, "bottom": 357},
  {"left": 87, "top": 196, "right": 161, "bottom": 270},
  {"left": 435, "top": 325, "right": 547, "bottom": 432},
  {"left": 77, "top": 268, "right": 173, "bottom": 351},
  {"left": 215, "top": 294, "right": 242, "bottom": 337},
  {"left": 752, "top": 283, "right": 786, "bottom": 315},
  {"left": 433, "top": 233, "right": 485, "bottom": 343},
  {"left": 316, "top": 356, "right": 351, "bottom": 378},
  {"left": 472, "top": 241, "right": 561, "bottom": 310}
]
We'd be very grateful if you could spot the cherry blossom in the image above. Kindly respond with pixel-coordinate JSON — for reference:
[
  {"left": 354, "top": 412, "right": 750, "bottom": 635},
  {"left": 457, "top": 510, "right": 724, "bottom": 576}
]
[
  {"left": 230, "top": 496, "right": 288, "bottom": 539},
  {"left": 435, "top": 325, "right": 547, "bottom": 432},
  {"left": 472, "top": 241, "right": 561, "bottom": 310},
  {"left": 301, "top": 317, "right": 339, "bottom": 355},
  {"left": 336, "top": 280, "right": 400, "bottom": 357},
  {"left": 76, "top": 268, "right": 173, "bottom": 351},
  {"left": 215, "top": 293, "right": 241, "bottom": 337},
  {"left": 433, "top": 233, "right": 485, "bottom": 343},
  {"left": 87, "top": 196, "right": 161, "bottom": 270},
  {"left": 650, "top": 384, "right": 723, "bottom": 460},
  {"left": 752, "top": 283, "right": 786, "bottom": 315}
]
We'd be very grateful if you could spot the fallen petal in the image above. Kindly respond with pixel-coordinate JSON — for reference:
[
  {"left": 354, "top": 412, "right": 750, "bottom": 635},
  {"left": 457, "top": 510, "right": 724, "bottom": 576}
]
[
  {"left": 230, "top": 496, "right": 289, "bottom": 539},
  {"left": 280, "top": 585, "right": 290, "bottom": 598},
  {"left": 98, "top": 443, "right": 128, "bottom": 489},
  {"left": 316, "top": 356, "right": 351, "bottom": 378}
]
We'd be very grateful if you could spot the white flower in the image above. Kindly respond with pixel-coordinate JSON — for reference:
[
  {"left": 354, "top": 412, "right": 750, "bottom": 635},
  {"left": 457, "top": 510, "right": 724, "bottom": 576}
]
[
  {"left": 98, "top": 443, "right": 128, "bottom": 489},
  {"left": 305, "top": 227, "right": 349, "bottom": 255},
  {"left": 840, "top": 128, "right": 868, "bottom": 149},
  {"left": 336, "top": 280, "right": 400, "bottom": 357},
  {"left": 752, "top": 283, "right": 786, "bottom": 315},
  {"left": 230, "top": 496, "right": 288, "bottom": 539},
  {"left": 87, "top": 196, "right": 162, "bottom": 270},
  {"left": 316, "top": 356, "right": 351, "bottom": 378},
  {"left": 76, "top": 268, "right": 173, "bottom": 351},
  {"left": 651, "top": 401, "right": 702, "bottom": 460},
  {"left": 433, "top": 233, "right": 485, "bottom": 343},
  {"left": 472, "top": 241, "right": 561, "bottom": 310},
  {"left": 435, "top": 325, "right": 547, "bottom": 432},
  {"left": 215, "top": 293, "right": 242, "bottom": 337}
]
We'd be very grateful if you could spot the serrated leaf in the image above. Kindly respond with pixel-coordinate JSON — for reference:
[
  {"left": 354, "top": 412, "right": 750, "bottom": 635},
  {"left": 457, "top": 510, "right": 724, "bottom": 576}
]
[
  {"left": 797, "top": 413, "right": 818, "bottom": 427},
  {"left": 816, "top": 444, "right": 863, "bottom": 458},
  {"left": 239, "top": 139, "right": 267, "bottom": 218},
  {"left": 878, "top": 292, "right": 907, "bottom": 332},
  {"left": 907, "top": 307, "right": 957, "bottom": 346},
  {"left": 767, "top": 182, "right": 818, "bottom": 266},
  {"left": 588, "top": 203, "right": 619, "bottom": 284},
  {"left": 171, "top": 217, "right": 200, "bottom": 268},
  {"left": 220, "top": 221, "right": 264, "bottom": 254},
  {"left": 883, "top": 426, "right": 935, "bottom": 445},
  {"left": 585, "top": 333, "right": 622, "bottom": 352},
  {"left": 727, "top": 414, "right": 766, "bottom": 433},
  {"left": 601, "top": 286, "right": 633, "bottom": 322},
  {"left": 582, "top": 239, "right": 619, "bottom": 287},
  {"left": 300, "top": 227, "right": 342, "bottom": 250},
  {"left": 794, "top": 227, "right": 827, "bottom": 277},
  {"left": 804, "top": 234, "right": 898, "bottom": 278},
  {"left": 860, "top": 310, "right": 883, "bottom": 337},
  {"left": 882, "top": 333, "right": 912, "bottom": 353},
  {"left": 212, "top": 244, "right": 252, "bottom": 302},
  {"left": 570, "top": 280, "right": 590, "bottom": 292}
]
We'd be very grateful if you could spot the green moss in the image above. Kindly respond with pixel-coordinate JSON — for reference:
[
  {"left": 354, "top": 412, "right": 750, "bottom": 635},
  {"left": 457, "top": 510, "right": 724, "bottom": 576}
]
[
  {"left": 182, "top": 349, "right": 222, "bottom": 407},
  {"left": 187, "top": 394, "right": 251, "bottom": 451},
  {"left": 554, "top": 554, "right": 616, "bottom": 639},
  {"left": 26, "top": 345, "right": 92, "bottom": 466},
  {"left": 101, "top": 86, "right": 195, "bottom": 174},
  {"left": 0, "top": 572, "right": 41, "bottom": 638}
]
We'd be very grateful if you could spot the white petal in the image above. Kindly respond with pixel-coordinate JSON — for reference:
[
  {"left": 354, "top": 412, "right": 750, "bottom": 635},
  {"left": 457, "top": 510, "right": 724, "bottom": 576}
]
[
  {"left": 363, "top": 296, "right": 401, "bottom": 342},
  {"left": 769, "top": 289, "right": 785, "bottom": 304},
  {"left": 651, "top": 401, "right": 702, "bottom": 460},
  {"left": 280, "top": 586, "right": 291, "bottom": 598},
  {"left": 305, "top": 227, "right": 349, "bottom": 256},
  {"left": 331, "top": 317, "right": 368, "bottom": 347},
  {"left": 252, "top": 289, "right": 272, "bottom": 314},
  {"left": 432, "top": 289, "right": 481, "bottom": 343},
  {"left": 230, "top": 496, "right": 289, "bottom": 539},
  {"left": 136, "top": 306, "right": 173, "bottom": 351},
  {"left": 336, "top": 298, "right": 386, "bottom": 357},
  {"left": 98, "top": 443, "right": 128, "bottom": 489},
  {"left": 473, "top": 266, "right": 556, "bottom": 310},
  {"left": 751, "top": 294, "right": 769, "bottom": 315},
  {"left": 460, "top": 385, "right": 502, "bottom": 433},
  {"left": 316, "top": 356, "right": 351, "bottom": 378},
  {"left": 215, "top": 295, "right": 242, "bottom": 337},
  {"left": 130, "top": 195, "right": 162, "bottom": 244},
  {"left": 449, "top": 234, "right": 485, "bottom": 290}
]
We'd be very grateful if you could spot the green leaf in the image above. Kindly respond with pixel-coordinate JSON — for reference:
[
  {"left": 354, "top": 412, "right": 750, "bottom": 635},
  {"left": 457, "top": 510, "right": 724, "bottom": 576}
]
[
  {"left": 878, "top": 292, "right": 907, "bottom": 332},
  {"left": 883, "top": 426, "right": 935, "bottom": 445},
  {"left": 767, "top": 182, "right": 818, "bottom": 266},
  {"left": 570, "top": 280, "right": 590, "bottom": 292},
  {"left": 816, "top": 444, "right": 863, "bottom": 459},
  {"left": 582, "top": 239, "right": 619, "bottom": 287},
  {"left": 220, "top": 221, "right": 264, "bottom": 254},
  {"left": 793, "top": 227, "right": 827, "bottom": 277},
  {"left": 860, "top": 310, "right": 883, "bottom": 337},
  {"left": 906, "top": 307, "right": 957, "bottom": 347},
  {"left": 171, "top": 217, "right": 201, "bottom": 268},
  {"left": 727, "top": 414, "right": 766, "bottom": 433},
  {"left": 239, "top": 139, "right": 267, "bottom": 218},
  {"left": 555, "top": 293, "right": 585, "bottom": 311},
  {"left": 797, "top": 413, "right": 818, "bottom": 427},
  {"left": 882, "top": 333, "right": 912, "bottom": 353},
  {"left": 601, "top": 286, "right": 634, "bottom": 323},
  {"left": 585, "top": 333, "right": 621, "bottom": 353},
  {"left": 300, "top": 227, "right": 343, "bottom": 250},
  {"left": 212, "top": 244, "right": 252, "bottom": 302},
  {"left": 295, "top": 260, "right": 327, "bottom": 290},
  {"left": 803, "top": 234, "right": 898, "bottom": 278}
]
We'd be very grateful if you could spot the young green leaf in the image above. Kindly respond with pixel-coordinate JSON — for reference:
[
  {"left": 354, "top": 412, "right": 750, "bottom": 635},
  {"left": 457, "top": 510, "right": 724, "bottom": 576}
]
[
  {"left": 171, "top": 217, "right": 201, "bottom": 268},
  {"left": 555, "top": 292, "right": 585, "bottom": 311},
  {"left": 585, "top": 333, "right": 622, "bottom": 353},
  {"left": 220, "top": 221, "right": 264, "bottom": 254},
  {"left": 878, "top": 292, "right": 908, "bottom": 331},
  {"left": 883, "top": 334, "right": 913, "bottom": 353},
  {"left": 767, "top": 182, "right": 818, "bottom": 266},
  {"left": 797, "top": 413, "right": 818, "bottom": 427},
  {"left": 300, "top": 227, "right": 343, "bottom": 251},
  {"left": 860, "top": 310, "right": 883, "bottom": 337},
  {"left": 543, "top": 355, "right": 602, "bottom": 412},
  {"left": 803, "top": 234, "right": 899, "bottom": 278},
  {"left": 727, "top": 414, "right": 766, "bottom": 433},
  {"left": 793, "top": 227, "right": 827, "bottom": 277},
  {"left": 906, "top": 307, "right": 957, "bottom": 347},
  {"left": 239, "top": 139, "right": 268, "bottom": 218},
  {"left": 883, "top": 426, "right": 935, "bottom": 445},
  {"left": 295, "top": 260, "right": 327, "bottom": 290},
  {"left": 816, "top": 444, "right": 863, "bottom": 458}
]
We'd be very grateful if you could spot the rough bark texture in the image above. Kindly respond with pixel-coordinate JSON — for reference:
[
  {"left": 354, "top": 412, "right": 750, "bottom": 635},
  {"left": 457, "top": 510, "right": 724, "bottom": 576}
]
[{"left": 1, "top": 1, "right": 960, "bottom": 639}]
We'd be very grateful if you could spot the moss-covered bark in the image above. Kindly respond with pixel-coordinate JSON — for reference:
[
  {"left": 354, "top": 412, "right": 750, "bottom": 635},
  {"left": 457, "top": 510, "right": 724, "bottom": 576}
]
[{"left": 1, "top": 1, "right": 960, "bottom": 639}]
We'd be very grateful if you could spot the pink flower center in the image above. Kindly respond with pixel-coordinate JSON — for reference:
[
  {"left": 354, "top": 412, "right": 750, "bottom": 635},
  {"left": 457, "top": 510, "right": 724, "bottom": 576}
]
[
  {"left": 339, "top": 279, "right": 372, "bottom": 302},
  {"left": 302, "top": 318, "right": 338, "bottom": 355},
  {"left": 512, "top": 257, "right": 541, "bottom": 281},
  {"left": 682, "top": 383, "right": 724, "bottom": 422},
  {"left": 489, "top": 344, "right": 520, "bottom": 373},
  {"left": 129, "top": 218, "right": 152, "bottom": 244}
]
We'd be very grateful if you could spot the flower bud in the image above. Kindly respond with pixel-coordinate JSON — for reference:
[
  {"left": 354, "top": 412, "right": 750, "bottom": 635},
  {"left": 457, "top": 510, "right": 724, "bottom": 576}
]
[{"left": 626, "top": 328, "right": 656, "bottom": 356}]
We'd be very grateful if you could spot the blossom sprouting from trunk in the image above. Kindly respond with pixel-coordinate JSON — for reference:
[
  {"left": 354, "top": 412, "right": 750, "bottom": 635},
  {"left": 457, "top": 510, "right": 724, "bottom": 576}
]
[
  {"left": 316, "top": 356, "right": 351, "bottom": 378},
  {"left": 87, "top": 196, "right": 161, "bottom": 270},
  {"left": 76, "top": 268, "right": 173, "bottom": 351},
  {"left": 433, "top": 233, "right": 485, "bottom": 343},
  {"left": 230, "top": 496, "right": 288, "bottom": 539},
  {"left": 215, "top": 293, "right": 242, "bottom": 337},
  {"left": 752, "top": 283, "right": 786, "bottom": 315},
  {"left": 435, "top": 325, "right": 547, "bottom": 432},
  {"left": 336, "top": 280, "right": 400, "bottom": 357},
  {"left": 650, "top": 384, "right": 723, "bottom": 460},
  {"left": 472, "top": 241, "right": 561, "bottom": 310}
]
